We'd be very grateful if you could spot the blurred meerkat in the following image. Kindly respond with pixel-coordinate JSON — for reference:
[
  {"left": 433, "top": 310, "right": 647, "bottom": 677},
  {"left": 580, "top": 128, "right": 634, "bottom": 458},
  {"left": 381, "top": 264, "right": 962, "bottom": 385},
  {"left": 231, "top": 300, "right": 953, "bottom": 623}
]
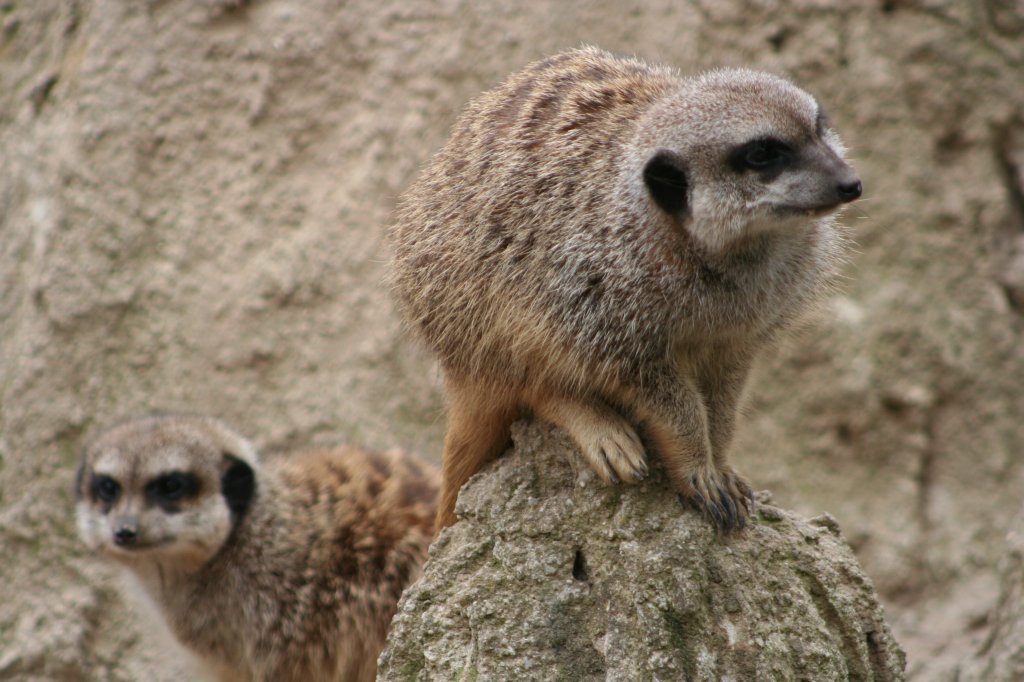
[
  {"left": 75, "top": 415, "right": 438, "bottom": 682},
  {"left": 390, "top": 47, "right": 861, "bottom": 532}
]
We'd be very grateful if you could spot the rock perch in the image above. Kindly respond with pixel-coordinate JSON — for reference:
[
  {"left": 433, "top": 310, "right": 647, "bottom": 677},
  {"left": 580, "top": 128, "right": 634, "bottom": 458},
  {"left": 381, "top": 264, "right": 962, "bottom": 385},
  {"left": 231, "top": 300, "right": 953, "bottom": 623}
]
[{"left": 378, "top": 421, "right": 906, "bottom": 681}]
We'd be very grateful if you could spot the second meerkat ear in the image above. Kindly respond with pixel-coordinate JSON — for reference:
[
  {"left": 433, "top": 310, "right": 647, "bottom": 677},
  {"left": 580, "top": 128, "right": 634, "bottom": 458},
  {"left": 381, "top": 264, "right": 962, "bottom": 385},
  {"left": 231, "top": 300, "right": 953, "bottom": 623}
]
[
  {"left": 643, "top": 149, "right": 689, "bottom": 217},
  {"left": 221, "top": 454, "right": 256, "bottom": 519}
]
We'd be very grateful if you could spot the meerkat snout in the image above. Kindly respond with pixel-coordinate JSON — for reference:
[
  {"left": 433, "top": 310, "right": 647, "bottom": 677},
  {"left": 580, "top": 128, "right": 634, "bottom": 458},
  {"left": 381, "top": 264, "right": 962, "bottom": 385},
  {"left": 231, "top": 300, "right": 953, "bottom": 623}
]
[
  {"left": 836, "top": 177, "right": 863, "bottom": 202},
  {"left": 112, "top": 521, "right": 138, "bottom": 547},
  {"left": 782, "top": 139, "right": 862, "bottom": 208}
]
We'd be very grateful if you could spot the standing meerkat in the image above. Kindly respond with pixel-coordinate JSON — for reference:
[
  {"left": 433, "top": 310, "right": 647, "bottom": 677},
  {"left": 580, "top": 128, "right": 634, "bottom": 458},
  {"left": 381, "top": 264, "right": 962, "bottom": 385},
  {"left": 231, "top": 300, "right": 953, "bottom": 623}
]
[
  {"left": 390, "top": 47, "right": 861, "bottom": 532},
  {"left": 75, "top": 415, "right": 438, "bottom": 682}
]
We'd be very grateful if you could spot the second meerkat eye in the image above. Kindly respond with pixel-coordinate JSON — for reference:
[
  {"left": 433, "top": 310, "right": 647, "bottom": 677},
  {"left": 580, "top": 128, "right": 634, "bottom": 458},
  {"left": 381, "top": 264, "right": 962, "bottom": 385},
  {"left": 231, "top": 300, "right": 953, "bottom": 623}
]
[
  {"left": 729, "top": 137, "right": 793, "bottom": 173},
  {"left": 91, "top": 475, "right": 121, "bottom": 504},
  {"left": 146, "top": 472, "right": 199, "bottom": 505}
]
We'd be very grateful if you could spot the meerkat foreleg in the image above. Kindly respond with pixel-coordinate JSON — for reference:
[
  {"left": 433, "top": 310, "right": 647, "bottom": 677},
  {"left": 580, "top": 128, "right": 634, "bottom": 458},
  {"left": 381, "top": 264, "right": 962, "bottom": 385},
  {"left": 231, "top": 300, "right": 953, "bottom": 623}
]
[
  {"left": 636, "top": 372, "right": 751, "bottom": 531},
  {"left": 697, "top": 351, "right": 755, "bottom": 509},
  {"left": 533, "top": 395, "right": 649, "bottom": 484},
  {"left": 437, "top": 376, "right": 518, "bottom": 532}
]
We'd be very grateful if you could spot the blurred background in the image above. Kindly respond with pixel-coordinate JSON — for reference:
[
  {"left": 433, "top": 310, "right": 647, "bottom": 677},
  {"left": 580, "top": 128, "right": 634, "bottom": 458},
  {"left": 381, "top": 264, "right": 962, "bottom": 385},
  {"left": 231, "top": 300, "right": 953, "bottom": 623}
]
[{"left": 1, "top": 1, "right": 1022, "bottom": 679}]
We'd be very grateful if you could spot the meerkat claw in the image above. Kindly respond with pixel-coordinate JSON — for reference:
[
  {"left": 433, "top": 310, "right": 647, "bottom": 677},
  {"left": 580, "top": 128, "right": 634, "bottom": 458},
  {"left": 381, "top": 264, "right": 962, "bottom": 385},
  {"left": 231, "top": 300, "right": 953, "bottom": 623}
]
[
  {"left": 600, "top": 449, "right": 621, "bottom": 484},
  {"left": 682, "top": 471, "right": 751, "bottom": 532},
  {"left": 573, "top": 418, "right": 648, "bottom": 485}
]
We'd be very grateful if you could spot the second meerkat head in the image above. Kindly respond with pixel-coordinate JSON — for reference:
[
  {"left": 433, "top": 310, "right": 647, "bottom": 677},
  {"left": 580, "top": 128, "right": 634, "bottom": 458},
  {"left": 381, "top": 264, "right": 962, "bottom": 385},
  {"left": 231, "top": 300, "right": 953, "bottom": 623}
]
[
  {"left": 75, "top": 415, "right": 257, "bottom": 572},
  {"left": 634, "top": 68, "right": 861, "bottom": 252}
]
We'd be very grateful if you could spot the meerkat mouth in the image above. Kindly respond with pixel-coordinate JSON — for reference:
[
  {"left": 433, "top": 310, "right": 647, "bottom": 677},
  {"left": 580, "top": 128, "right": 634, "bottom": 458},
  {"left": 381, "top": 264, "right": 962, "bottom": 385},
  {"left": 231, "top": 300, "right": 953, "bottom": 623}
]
[
  {"left": 773, "top": 203, "right": 841, "bottom": 218},
  {"left": 106, "top": 538, "right": 174, "bottom": 554}
]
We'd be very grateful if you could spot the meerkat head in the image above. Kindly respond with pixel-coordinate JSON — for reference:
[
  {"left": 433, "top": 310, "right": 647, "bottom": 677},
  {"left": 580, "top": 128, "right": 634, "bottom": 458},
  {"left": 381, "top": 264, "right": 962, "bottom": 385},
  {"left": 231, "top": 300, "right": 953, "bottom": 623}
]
[
  {"left": 75, "top": 415, "right": 257, "bottom": 573},
  {"left": 635, "top": 68, "right": 861, "bottom": 252}
]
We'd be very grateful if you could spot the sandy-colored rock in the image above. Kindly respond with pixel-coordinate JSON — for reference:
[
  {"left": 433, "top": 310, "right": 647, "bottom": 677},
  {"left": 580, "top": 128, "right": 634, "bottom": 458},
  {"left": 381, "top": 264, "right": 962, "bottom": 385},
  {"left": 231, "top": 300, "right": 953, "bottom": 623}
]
[
  {"left": 1, "top": 1, "right": 1022, "bottom": 680},
  {"left": 379, "top": 422, "right": 906, "bottom": 681}
]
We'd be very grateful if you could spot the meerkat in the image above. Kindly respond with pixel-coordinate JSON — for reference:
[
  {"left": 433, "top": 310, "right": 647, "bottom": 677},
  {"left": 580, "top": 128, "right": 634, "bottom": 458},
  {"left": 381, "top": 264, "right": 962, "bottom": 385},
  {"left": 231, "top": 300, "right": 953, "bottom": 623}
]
[
  {"left": 390, "top": 46, "right": 862, "bottom": 533},
  {"left": 75, "top": 415, "right": 438, "bottom": 682}
]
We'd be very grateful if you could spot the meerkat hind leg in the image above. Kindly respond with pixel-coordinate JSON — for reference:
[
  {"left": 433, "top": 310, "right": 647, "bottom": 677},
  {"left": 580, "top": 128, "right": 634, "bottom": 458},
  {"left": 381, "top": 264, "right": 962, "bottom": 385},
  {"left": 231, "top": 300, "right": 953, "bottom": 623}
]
[
  {"left": 437, "top": 382, "right": 517, "bottom": 532},
  {"left": 533, "top": 396, "right": 649, "bottom": 484}
]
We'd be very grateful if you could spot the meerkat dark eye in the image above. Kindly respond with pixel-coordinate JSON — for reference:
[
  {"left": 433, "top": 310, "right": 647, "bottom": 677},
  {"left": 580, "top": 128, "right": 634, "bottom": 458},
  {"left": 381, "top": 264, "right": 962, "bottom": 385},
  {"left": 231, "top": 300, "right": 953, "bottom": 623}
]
[
  {"left": 147, "top": 472, "right": 199, "bottom": 504},
  {"left": 91, "top": 475, "right": 121, "bottom": 504},
  {"left": 729, "top": 138, "right": 793, "bottom": 173}
]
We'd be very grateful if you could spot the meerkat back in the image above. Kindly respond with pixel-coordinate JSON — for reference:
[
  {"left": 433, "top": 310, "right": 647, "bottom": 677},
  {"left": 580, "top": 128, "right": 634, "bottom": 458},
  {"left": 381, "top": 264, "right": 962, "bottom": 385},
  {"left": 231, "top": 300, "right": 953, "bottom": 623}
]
[
  {"left": 391, "top": 46, "right": 861, "bottom": 532},
  {"left": 76, "top": 415, "right": 438, "bottom": 682}
]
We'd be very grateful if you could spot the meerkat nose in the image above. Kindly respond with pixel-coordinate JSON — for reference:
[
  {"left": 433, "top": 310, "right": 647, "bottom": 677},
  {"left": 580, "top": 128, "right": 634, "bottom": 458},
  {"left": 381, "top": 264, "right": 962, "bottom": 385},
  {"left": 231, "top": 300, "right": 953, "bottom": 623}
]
[
  {"left": 836, "top": 179, "right": 863, "bottom": 203},
  {"left": 114, "top": 524, "right": 138, "bottom": 547}
]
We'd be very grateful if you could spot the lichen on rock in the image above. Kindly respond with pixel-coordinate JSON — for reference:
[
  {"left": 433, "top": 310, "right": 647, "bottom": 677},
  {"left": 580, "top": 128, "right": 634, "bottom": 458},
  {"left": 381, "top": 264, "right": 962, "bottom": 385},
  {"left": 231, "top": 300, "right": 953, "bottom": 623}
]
[{"left": 379, "top": 421, "right": 906, "bottom": 681}]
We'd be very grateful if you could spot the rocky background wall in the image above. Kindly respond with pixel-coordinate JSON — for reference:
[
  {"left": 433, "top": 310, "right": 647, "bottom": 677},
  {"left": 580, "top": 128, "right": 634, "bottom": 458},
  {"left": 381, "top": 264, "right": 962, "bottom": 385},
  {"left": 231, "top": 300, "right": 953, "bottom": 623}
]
[{"left": 0, "top": 1, "right": 1021, "bottom": 680}]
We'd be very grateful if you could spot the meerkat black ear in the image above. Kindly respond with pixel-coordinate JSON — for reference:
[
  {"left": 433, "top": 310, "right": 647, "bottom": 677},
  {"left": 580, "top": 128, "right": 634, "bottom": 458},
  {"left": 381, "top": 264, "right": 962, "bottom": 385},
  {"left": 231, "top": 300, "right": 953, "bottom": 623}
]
[
  {"left": 643, "top": 149, "right": 689, "bottom": 217},
  {"left": 221, "top": 454, "right": 256, "bottom": 519}
]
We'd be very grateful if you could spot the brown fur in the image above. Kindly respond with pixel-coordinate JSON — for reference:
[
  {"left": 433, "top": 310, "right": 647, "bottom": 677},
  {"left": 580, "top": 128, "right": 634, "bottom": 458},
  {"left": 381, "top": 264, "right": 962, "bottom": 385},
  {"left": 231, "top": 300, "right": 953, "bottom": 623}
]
[
  {"left": 390, "top": 47, "right": 861, "bottom": 531},
  {"left": 75, "top": 415, "right": 438, "bottom": 682}
]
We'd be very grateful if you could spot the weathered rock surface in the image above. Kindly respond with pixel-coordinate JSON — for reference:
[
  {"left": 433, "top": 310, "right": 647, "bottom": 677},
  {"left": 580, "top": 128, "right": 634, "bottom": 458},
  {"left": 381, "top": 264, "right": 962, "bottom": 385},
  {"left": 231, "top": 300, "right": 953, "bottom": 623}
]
[{"left": 379, "top": 422, "right": 906, "bottom": 682}]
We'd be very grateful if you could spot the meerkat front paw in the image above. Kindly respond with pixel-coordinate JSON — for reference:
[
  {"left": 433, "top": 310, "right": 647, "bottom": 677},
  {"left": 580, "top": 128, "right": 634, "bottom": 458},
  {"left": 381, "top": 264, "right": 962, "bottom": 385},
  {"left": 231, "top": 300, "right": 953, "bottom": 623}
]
[
  {"left": 535, "top": 397, "right": 649, "bottom": 484},
  {"left": 679, "top": 465, "right": 754, "bottom": 532},
  {"left": 575, "top": 417, "right": 649, "bottom": 484}
]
